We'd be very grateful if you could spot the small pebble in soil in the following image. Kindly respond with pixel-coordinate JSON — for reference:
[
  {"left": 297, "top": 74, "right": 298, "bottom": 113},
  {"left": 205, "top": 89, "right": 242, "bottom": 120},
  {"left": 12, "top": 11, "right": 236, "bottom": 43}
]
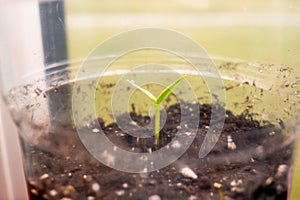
[
  {"left": 227, "top": 135, "right": 237, "bottom": 150},
  {"left": 230, "top": 180, "right": 236, "bottom": 187},
  {"left": 92, "top": 128, "right": 100, "bottom": 133},
  {"left": 230, "top": 179, "right": 243, "bottom": 187},
  {"left": 91, "top": 182, "right": 100, "bottom": 192},
  {"left": 31, "top": 189, "right": 38, "bottom": 196},
  {"left": 230, "top": 179, "right": 244, "bottom": 193},
  {"left": 62, "top": 185, "right": 76, "bottom": 196},
  {"left": 185, "top": 132, "right": 192, "bottom": 136},
  {"left": 276, "top": 164, "right": 288, "bottom": 178},
  {"left": 265, "top": 177, "right": 274, "bottom": 185},
  {"left": 171, "top": 140, "right": 181, "bottom": 148},
  {"left": 149, "top": 179, "right": 158, "bottom": 185},
  {"left": 123, "top": 182, "right": 129, "bottom": 188},
  {"left": 115, "top": 189, "right": 125, "bottom": 196},
  {"left": 61, "top": 198, "right": 72, "bottom": 200},
  {"left": 180, "top": 167, "right": 198, "bottom": 179},
  {"left": 213, "top": 182, "right": 222, "bottom": 189},
  {"left": 224, "top": 196, "right": 234, "bottom": 200},
  {"left": 49, "top": 189, "right": 58, "bottom": 197},
  {"left": 251, "top": 168, "right": 257, "bottom": 175},
  {"left": 87, "top": 196, "right": 95, "bottom": 200},
  {"left": 130, "top": 121, "right": 137, "bottom": 126},
  {"left": 231, "top": 186, "right": 245, "bottom": 193},
  {"left": 188, "top": 195, "right": 197, "bottom": 200},
  {"left": 83, "top": 174, "right": 93, "bottom": 182},
  {"left": 101, "top": 150, "right": 115, "bottom": 166},
  {"left": 28, "top": 179, "right": 38, "bottom": 187},
  {"left": 277, "top": 184, "right": 284, "bottom": 193},
  {"left": 140, "top": 155, "right": 149, "bottom": 161},
  {"left": 148, "top": 194, "right": 162, "bottom": 200},
  {"left": 269, "top": 131, "right": 276, "bottom": 136},
  {"left": 118, "top": 132, "right": 126, "bottom": 136},
  {"left": 40, "top": 173, "right": 49, "bottom": 180},
  {"left": 256, "top": 145, "right": 264, "bottom": 156},
  {"left": 140, "top": 173, "right": 148, "bottom": 178}
]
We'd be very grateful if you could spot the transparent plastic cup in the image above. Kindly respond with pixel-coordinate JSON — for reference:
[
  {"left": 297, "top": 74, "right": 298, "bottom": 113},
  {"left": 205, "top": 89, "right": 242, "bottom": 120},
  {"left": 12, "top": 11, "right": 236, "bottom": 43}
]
[{"left": 1, "top": 52, "right": 299, "bottom": 199}]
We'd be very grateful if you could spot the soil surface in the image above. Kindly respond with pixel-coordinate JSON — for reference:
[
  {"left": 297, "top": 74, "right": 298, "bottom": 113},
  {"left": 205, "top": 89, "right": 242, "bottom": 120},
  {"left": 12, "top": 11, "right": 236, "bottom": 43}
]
[{"left": 25, "top": 103, "right": 293, "bottom": 200}]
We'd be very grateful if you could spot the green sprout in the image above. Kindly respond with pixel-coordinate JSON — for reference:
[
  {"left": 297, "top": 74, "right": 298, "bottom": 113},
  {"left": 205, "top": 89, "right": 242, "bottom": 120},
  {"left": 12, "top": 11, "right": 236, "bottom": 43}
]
[{"left": 127, "top": 75, "right": 187, "bottom": 143}]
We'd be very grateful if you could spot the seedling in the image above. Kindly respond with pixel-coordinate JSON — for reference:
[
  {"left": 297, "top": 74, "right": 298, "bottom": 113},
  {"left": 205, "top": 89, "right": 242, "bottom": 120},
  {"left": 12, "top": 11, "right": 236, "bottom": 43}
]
[{"left": 127, "top": 75, "right": 187, "bottom": 143}]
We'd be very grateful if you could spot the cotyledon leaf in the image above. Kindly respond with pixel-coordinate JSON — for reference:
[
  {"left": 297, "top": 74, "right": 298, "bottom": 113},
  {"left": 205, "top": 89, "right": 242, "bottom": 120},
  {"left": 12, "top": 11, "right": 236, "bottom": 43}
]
[
  {"left": 156, "top": 75, "right": 188, "bottom": 104},
  {"left": 127, "top": 80, "right": 157, "bottom": 103}
]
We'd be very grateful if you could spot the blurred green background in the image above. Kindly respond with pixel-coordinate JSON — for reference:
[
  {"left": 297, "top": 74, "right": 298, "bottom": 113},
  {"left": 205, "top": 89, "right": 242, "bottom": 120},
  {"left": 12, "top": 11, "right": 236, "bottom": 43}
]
[
  {"left": 65, "top": 0, "right": 300, "bottom": 72},
  {"left": 64, "top": 0, "right": 300, "bottom": 198}
]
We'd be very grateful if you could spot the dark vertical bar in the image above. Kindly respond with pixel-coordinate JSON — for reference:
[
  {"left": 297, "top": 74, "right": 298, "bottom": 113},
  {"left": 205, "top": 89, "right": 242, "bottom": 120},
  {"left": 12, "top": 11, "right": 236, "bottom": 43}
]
[
  {"left": 39, "top": 1, "right": 68, "bottom": 68},
  {"left": 39, "top": 1, "right": 71, "bottom": 125}
]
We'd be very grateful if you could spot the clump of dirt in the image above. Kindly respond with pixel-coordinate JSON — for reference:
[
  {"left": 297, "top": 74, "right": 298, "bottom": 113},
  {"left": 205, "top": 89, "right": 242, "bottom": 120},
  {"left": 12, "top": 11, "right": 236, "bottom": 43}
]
[{"left": 25, "top": 103, "right": 293, "bottom": 200}]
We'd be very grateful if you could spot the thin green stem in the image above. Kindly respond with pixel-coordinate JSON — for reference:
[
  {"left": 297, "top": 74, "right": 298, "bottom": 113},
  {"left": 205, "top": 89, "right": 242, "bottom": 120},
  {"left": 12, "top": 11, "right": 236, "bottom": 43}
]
[{"left": 154, "top": 103, "right": 160, "bottom": 142}]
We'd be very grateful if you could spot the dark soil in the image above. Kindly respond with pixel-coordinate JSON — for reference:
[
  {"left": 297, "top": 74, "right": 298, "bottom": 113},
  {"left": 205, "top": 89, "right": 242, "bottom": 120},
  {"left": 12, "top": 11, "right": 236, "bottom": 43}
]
[{"left": 25, "top": 103, "right": 293, "bottom": 200}]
